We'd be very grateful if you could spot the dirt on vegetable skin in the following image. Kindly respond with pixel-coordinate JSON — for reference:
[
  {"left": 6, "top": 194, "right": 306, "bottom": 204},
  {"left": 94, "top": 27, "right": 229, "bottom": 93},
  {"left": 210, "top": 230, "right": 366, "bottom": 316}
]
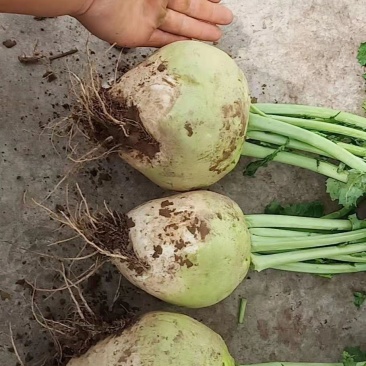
[
  {"left": 79, "top": 210, "right": 149, "bottom": 275},
  {"left": 44, "top": 302, "right": 137, "bottom": 366},
  {"left": 73, "top": 85, "right": 160, "bottom": 161}
]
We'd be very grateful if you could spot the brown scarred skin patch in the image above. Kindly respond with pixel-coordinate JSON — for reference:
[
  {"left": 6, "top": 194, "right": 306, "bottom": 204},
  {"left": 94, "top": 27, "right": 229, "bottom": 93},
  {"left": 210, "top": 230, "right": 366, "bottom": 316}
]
[
  {"left": 152, "top": 245, "right": 163, "bottom": 258},
  {"left": 184, "top": 122, "right": 193, "bottom": 137},
  {"left": 174, "top": 254, "right": 194, "bottom": 268},
  {"left": 209, "top": 100, "right": 248, "bottom": 174},
  {"left": 161, "top": 200, "right": 174, "bottom": 208},
  {"left": 157, "top": 62, "right": 167, "bottom": 72},
  {"left": 157, "top": 209, "right": 211, "bottom": 268},
  {"left": 222, "top": 100, "right": 242, "bottom": 119},
  {"left": 174, "top": 239, "right": 186, "bottom": 250},
  {"left": 209, "top": 138, "right": 237, "bottom": 175},
  {"left": 186, "top": 226, "right": 196, "bottom": 235},
  {"left": 173, "top": 330, "right": 184, "bottom": 342},
  {"left": 159, "top": 207, "right": 175, "bottom": 218},
  {"left": 118, "top": 349, "right": 133, "bottom": 364},
  {"left": 166, "top": 223, "right": 179, "bottom": 231},
  {"left": 198, "top": 221, "right": 210, "bottom": 240},
  {"left": 187, "top": 220, "right": 210, "bottom": 240}
]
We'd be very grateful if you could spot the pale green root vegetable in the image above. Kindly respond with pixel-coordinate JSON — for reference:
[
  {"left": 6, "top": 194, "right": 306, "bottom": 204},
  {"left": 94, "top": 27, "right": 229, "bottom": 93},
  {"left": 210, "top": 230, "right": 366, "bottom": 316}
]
[
  {"left": 62, "top": 190, "right": 366, "bottom": 309},
  {"left": 79, "top": 40, "right": 251, "bottom": 191},
  {"left": 69, "top": 190, "right": 251, "bottom": 308},
  {"left": 65, "top": 311, "right": 365, "bottom": 366},
  {"left": 76, "top": 40, "right": 366, "bottom": 206},
  {"left": 67, "top": 311, "right": 235, "bottom": 366}
]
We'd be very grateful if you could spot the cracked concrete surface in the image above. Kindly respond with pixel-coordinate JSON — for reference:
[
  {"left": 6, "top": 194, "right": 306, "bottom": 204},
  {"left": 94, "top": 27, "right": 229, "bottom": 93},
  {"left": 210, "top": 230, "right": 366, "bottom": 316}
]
[{"left": 1, "top": 0, "right": 366, "bottom": 365}]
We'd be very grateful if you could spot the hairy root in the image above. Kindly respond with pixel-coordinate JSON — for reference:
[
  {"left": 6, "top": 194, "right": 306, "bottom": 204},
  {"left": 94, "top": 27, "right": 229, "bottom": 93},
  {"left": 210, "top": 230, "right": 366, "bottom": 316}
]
[
  {"left": 33, "top": 184, "right": 149, "bottom": 272},
  {"left": 27, "top": 262, "right": 136, "bottom": 366}
]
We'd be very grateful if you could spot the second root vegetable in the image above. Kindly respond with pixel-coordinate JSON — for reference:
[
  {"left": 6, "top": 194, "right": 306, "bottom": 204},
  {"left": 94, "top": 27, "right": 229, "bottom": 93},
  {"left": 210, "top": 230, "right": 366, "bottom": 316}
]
[{"left": 55, "top": 190, "right": 366, "bottom": 308}]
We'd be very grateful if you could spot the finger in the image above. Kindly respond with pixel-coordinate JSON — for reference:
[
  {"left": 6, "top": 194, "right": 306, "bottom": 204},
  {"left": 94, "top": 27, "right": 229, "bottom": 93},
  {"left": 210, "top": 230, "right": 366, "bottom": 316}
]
[
  {"left": 209, "top": 0, "right": 221, "bottom": 3},
  {"left": 145, "top": 29, "right": 190, "bottom": 47},
  {"left": 160, "top": 9, "right": 222, "bottom": 41},
  {"left": 168, "top": 0, "right": 233, "bottom": 25}
]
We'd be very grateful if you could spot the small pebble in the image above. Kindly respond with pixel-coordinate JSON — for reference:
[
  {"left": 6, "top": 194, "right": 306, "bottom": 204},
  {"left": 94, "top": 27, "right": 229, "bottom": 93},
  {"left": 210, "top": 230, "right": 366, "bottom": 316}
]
[
  {"left": 43, "top": 71, "right": 58, "bottom": 83},
  {"left": 2, "top": 39, "right": 17, "bottom": 48}
]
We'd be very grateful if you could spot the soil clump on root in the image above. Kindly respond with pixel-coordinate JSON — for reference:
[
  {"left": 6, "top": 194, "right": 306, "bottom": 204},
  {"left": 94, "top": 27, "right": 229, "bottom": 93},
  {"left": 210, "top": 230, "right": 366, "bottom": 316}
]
[
  {"left": 26, "top": 202, "right": 144, "bottom": 365},
  {"left": 73, "top": 80, "right": 160, "bottom": 160},
  {"left": 28, "top": 269, "right": 138, "bottom": 366},
  {"left": 77, "top": 210, "right": 148, "bottom": 275},
  {"left": 48, "top": 310, "right": 136, "bottom": 366}
]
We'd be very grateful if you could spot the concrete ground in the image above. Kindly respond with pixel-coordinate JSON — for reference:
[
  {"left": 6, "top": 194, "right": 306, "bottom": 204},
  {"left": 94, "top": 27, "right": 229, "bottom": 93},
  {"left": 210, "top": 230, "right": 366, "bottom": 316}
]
[{"left": 1, "top": 0, "right": 366, "bottom": 364}]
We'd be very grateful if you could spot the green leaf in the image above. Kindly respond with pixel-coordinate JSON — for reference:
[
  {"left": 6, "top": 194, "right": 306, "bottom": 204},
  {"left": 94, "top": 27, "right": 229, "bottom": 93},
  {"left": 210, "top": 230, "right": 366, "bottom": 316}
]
[
  {"left": 353, "top": 292, "right": 366, "bottom": 309},
  {"left": 264, "top": 200, "right": 325, "bottom": 218},
  {"left": 326, "top": 170, "right": 366, "bottom": 208},
  {"left": 338, "top": 163, "right": 346, "bottom": 174},
  {"left": 357, "top": 42, "right": 366, "bottom": 67},
  {"left": 243, "top": 140, "right": 289, "bottom": 177},
  {"left": 363, "top": 73, "right": 366, "bottom": 80},
  {"left": 343, "top": 351, "right": 357, "bottom": 366},
  {"left": 343, "top": 346, "right": 366, "bottom": 362},
  {"left": 348, "top": 214, "right": 365, "bottom": 230},
  {"left": 281, "top": 201, "right": 325, "bottom": 217},
  {"left": 264, "top": 201, "right": 283, "bottom": 214}
]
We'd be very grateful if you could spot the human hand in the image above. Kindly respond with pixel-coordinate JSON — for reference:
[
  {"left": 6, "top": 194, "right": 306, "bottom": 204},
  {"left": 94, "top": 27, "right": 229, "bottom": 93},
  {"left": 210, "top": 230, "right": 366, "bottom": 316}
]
[{"left": 74, "top": 0, "right": 234, "bottom": 48}]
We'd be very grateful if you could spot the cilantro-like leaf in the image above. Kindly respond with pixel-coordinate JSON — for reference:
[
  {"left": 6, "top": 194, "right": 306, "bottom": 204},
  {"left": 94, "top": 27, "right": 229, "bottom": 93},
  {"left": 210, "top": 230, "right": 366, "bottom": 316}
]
[
  {"left": 338, "top": 163, "right": 346, "bottom": 174},
  {"left": 264, "top": 200, "right": 324, "bottom": 218},
  {"left": 357, "top": 42, "right": 366, "bottom": 67},
  {"left": 343, "top": 351, "right": 357, "bottom": 366},
  {"left": 326, "top": 170, "right": 366, "bottom": 208},
  {"left": 244, "top": 141, "right": 289, "bottom": 177},
  {"left": 264, "top": 201, "right": 283, "bottom": 214},
  {"left": 353, "top": 291, "right": 366, "bottom": 309},
  {"left": 348, "top": 214, "right": 366, "bottom": 230},
  {"left": 344, "top": 346, "right": 366, "bottom": 362}
]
